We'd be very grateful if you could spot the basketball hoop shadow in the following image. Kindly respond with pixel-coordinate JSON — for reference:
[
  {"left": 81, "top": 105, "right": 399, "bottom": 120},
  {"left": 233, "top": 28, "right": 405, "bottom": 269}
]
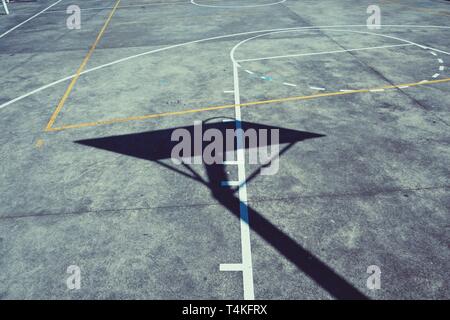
[{"left": 75, "top": 120, "right": 367, "bottom": 299}]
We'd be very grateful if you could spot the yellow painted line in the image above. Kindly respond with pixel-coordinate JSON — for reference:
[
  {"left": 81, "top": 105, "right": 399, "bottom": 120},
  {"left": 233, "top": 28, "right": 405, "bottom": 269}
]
[
  {"left": 44, "top": 0, "right": 121, "bottom": 132},
  {"left": 47, "top": 77, "right": 450, "bottom": 132}
]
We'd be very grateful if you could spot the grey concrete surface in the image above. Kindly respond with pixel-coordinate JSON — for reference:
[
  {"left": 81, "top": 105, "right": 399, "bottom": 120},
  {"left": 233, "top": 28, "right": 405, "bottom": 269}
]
[{"left": 0, "top": 0, "right": 449, "bottom": 299}]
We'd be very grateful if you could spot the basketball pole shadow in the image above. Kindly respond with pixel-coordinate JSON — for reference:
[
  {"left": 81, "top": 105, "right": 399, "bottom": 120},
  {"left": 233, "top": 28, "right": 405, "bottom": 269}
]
[{"left": 75, "top": 120, "right": 368, "bottom": 299}]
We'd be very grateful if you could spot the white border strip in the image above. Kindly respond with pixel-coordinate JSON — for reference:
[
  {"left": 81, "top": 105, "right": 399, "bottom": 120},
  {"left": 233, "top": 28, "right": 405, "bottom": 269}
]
[
  {"left": 220, "top": 263, "right": 243, "bottom": 271},
  {"left": 233, "top": 60, "right": 255, "bottom": 300}
]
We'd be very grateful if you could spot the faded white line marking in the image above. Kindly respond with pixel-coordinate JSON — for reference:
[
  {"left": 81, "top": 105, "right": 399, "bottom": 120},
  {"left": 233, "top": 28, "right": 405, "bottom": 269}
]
[
  {"left": 0, "top": 0, "right": 63, "bottom": 39},
  {"left": 432, "top": 73, "right": 440, "bottom": 78},
  {"left": 220, "top": 264, "right": 243, "bottom": 271},
  {"left": 309, "top": 86, "right": 326, "bottom": 91},
  {"left": 221, "top": 181, "right": 240, "bottom": 187},
  {"left": 3, "top": 25, "right": 450, "bottom": 110},
  {"left": 282, "top": 82, "right": 297, "bottom": 87},
  {"left": 237, "top": 44, "right": 414, "bottom": 63},
  {"left": 224, "top": 160, "right": 239, "bottom": 165},
  {"left": 232, "top": 61, "right": 255, "bottom": 300},
  {"left": 191, "top": 0, "right": 286, "bottom": 8}
]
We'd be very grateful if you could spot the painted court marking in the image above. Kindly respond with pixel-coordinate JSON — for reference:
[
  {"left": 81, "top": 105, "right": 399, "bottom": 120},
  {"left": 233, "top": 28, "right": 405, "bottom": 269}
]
[
  {"left": 309, "top": 86, "right": 326, "bottom": 91},
  {"left": 0, "top": 0, "right": 63, "bottom": 39},
  {"left": 0, "top": 15, "right": 449, "bottom": 300},
  {"left": 236, "top": 43, "right": 415, "bottom": 63},
  {"left": 233, "top": 29, "right": 448, "bottom": 91},
  {"left": 1, "top": 25, "right": 449, "bottom": 113},
  {"left": 227, "top": 25, "right": 449, "bottom": 300},
  {"left": 44, "top": 0, "right": 121, "bottom": 131},
  {"left": 45, "top": 77, "right": 450, "bottom": 132},
  {"left": 191, "top": 0, "right": 286, "bottom": 8},
  {"left": 241, "top": 46, "right": 445, "bottom": 91},
  {"left": 228, "top": 60, "right": 254, "bottom": 300},
  {"left": 220, "top": 263, "right": 243, "bottom": 271}
]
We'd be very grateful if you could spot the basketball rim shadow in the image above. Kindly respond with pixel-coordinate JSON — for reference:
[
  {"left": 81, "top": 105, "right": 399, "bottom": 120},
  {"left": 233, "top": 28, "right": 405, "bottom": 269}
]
[{"left": 75, "top": 120, "right": 368, "bottom": 300}]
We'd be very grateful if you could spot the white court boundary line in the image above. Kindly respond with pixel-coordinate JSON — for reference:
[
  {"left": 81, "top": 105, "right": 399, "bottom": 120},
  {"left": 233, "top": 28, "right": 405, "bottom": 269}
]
[
  {"left": 226, "top": 26, "right": 449, "bottom": 300},
  {"left": 191, "top": 0, "right": 286, "bottom": 8},
  {"left": 217, "top": 60, "right": 255, "bottom": 300},
  {"left": 237, "top": 43, "right": 414, "bottom": 62},
  {"left": 230, "top": 28, "right": 449, "bottom": 90},
  {"left": 1, "top": 25, "right": 449, "bottom": 111},
  {"left": 229, "top": 28, "right": 438, "bottom": 63},
  {"left": 0, "top": 0, "right": 63, "bottom": 39}
]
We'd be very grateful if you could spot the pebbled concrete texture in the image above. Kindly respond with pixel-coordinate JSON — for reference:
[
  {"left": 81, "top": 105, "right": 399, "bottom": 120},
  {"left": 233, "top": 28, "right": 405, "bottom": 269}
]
[{"left": 0, "top": 0, "right": 449, "bottom": 299}]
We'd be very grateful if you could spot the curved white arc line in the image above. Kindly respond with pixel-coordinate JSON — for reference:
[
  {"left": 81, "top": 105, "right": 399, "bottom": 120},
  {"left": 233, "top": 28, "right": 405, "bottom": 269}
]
[
  {"left": 230, "top": 28, "right": 432, "bottom": 63},
  {"left": 191, "top": 0, "right": 286, "bottom": 8},
  {"left": 422, "top": 47, "right": 450, "bottom": 56},
  {"left": 0, "top": 75, "right": 74, "bottom": 110},
  {"left": 1, "top": 24, "right": 449, "bottom": 110}
]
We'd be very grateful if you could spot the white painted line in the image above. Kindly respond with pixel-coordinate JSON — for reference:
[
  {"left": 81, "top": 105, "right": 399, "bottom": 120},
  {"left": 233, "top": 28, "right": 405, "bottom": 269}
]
[
  {"left": 370, "top": 89, "right": 385, "bottom": 92},
  {"left": 309, "top": 86, "right": 326, "bottom": 91},
  {"left": 430, "top": 51, "right": 437, "bottom": 56},
  {"left": 191, "top": 0, "right": 286, "bottom": 8},
  {"left": 420, "top": 80, "right": 429, "bottom": 83},
  {"left": 398, "top": 86, "right": 410, "bottom": 89},
  {"left": 3, "top": 25, "right": 450, "bottom": 110},
  {"left": 438, "top": 59, "right": 444, "bottom": 64},
  {"left": 220, "top": 263, "right": 243, "bottom": 272},
  {"left": 0, "top": 75, "right": 73, "bottom": 110},
  {"left": 423, "top": 46, "right": 450, "bottom": 56},
  {"left": 223, "top": 90, "right": 234, "bottom": 93},
  {"left": 283, "top": 82, "right": 297, "bottom": 87},
  {"left": 224, "top": 160, "right": 239, "bottom": 165},
  {"left": 245, "top": 70, "right": 254, "bottom": 75},
  {"left": 237, "top": 44, "right": 414, "bottom": 63},
  {"left": 2, "top": 0, "right": 9, "bottom": 15},
  {"left": 432, "top": 73, "right": 440, "bottom": 78},
  {"left": 0, "top": 0, "right": 63, "bottom": 39},
  {"left": 221, "top": 180, "right": 240, "bottom": 187},
  {"left": 232, "top": 61, "right": 255, "bottom": 300},
  {"left": 439, "top": 66, "right": 445, "bottom": 71},
  {"left": 230, "top": 27, "right": 450, "bottom": 67},
  {"left": 340, "top": 89, "right": 355, "bottom": 92},
  {"left": 222, "top": 118, "right": 235, "bottom": 122}
]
